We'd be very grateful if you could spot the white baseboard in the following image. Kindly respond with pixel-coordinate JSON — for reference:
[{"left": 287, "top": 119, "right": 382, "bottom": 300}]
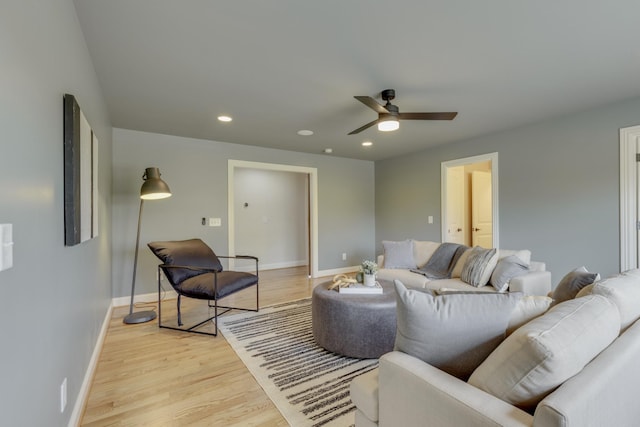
[
  {"left": 317, "top": 265, "right": 359, "bottom": 278},
  {"left": 68, "top": 302, "right": 113, "bottom": 427},
  {"left": 112, "top": 286, "right": 177, "bottom": 307}
]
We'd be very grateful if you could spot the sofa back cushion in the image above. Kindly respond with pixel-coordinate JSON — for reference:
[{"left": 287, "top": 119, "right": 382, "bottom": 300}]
[
  {"left": 393, "top": 280, "right": 522, "bottom": 380},
  {"left": 506, "top": 295, "right": 552, "bottom": 335},
  {"left": 412, "top": 240, "right": 441, "bottom": 268},
  {"left": 496, "top": 249, "right": 531, "bottom": 265},
  {"left": 468, "top": 294, "right": 620, "bottom": 411},
  {"left": 576, "top": 269, "right": 640, "bottom": 331}
]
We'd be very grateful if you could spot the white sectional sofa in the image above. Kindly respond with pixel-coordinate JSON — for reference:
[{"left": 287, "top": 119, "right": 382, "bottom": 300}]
[
  {"left": 376, "top": 239, "right": 551, "bottom": 296},
  {"left": 351, "top": 269, "right": 640, "bottom": 427}
]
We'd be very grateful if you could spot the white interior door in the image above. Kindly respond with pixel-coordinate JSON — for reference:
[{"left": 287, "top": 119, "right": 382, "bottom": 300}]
[
  {"left": 471, "top": 170, "right": 493, "bottom": 248},
  {"left": 446, "top": 166, "right": 465, "bottom": 244}
]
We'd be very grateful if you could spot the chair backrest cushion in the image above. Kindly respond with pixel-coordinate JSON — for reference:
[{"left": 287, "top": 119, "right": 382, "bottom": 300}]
[{"left": 148, "top": 238, "right": 223, "bottom": 285}]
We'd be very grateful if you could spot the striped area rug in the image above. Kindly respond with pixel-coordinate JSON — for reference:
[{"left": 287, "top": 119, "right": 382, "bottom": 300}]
[{"left": 217, "top": 298, "right": 378, "bottom": 427}]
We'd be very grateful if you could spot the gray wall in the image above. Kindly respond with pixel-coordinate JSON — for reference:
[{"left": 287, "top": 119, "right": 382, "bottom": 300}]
[
  {"left": 112, "top": 129, "right": 375, "bottom": 298},
  {"left": 376, "top": 96, "right": 640, "bottom": 284},
  {"left": 235, "top": 168, "right": 308, "bottom": 269},
  {"left": 0, "top": 1, "right": 112, "bottom": 425}
]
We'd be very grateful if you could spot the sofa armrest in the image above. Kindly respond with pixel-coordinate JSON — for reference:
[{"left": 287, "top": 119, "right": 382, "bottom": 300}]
[
  {"left": 378, "top": 351, "right": 532, "bottom": 427},
  {"left": 509, "top": 270, "right": 551, "bottom": 296}
]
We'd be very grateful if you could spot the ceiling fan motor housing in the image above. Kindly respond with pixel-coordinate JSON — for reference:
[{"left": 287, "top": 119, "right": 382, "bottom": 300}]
[{"left": 381, "top": 89, "right": 396, "bottom": 102}]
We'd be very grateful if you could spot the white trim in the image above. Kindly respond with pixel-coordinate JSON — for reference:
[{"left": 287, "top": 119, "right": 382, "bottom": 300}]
[
  {"left": 317, "top": 265, "right": 360, "bottom": 277},
  {"left": 441, "top": 152, "right": 499, "bottom": 248},
  {"left": 112, "top": 287, "right": 177, "bottom": 308},
  {"left": 620, "top": 126, "right": 640, "bottom": 271},
  {"left": 228, "top": 160, "right": 319, "bottom": 278},
  {"left": 68, "top": 303, "right": 113, "bottom": 427}
]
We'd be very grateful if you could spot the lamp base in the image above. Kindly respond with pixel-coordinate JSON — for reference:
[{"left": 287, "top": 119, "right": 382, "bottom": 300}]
[{"left": 123, "top": 310, "right": 157, "bottom": 324}]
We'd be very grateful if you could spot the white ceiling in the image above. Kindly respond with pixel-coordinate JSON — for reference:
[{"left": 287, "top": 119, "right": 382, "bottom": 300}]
[{"left": 73, "top": 0, "right": 640, "bottom": 161}]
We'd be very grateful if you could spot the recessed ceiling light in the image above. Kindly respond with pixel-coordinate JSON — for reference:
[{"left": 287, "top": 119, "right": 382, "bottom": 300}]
[
  {"left": 323, "top": 148, "right": 333, "bottom": 154},
  {"left": 217, "top": 115, "right": 232, "bottom": 122},
  {"left": 362, "top": 141, "right": 373, "bottom": 147},
  {"left": 297, "top": 130, "right": 314, "bottom": 136}
]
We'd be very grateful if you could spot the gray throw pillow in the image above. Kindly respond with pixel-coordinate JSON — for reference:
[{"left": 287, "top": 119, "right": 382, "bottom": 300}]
[
  {"left": 490, "top": 255, "right": 529, "bottom": 292},
  {"left": 551, "top": 267, "right": 599, "bottom": 305},
  {"left": 393, "top": 280, "right": 522, "bottom": 380},
  {"left": 460, "top": 246, "right": 498, "bottom": 287},
  {"left": 382, "top": 240, "right": 416, "bottom": 269}
]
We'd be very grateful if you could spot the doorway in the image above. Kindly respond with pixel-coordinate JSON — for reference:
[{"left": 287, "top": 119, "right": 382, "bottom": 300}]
[
  {"left": 619, "top": 125, "right": 640, "bottom": 271},
  {"left": 228, "top": 160, "right": 319, "bottom": 278},
  {"left": 441, "top": 153, "right": 499, "bottom": 248}
]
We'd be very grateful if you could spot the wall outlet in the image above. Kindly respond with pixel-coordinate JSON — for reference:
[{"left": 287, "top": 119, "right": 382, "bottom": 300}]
[
  {"left": 342, "top": 253, "right": 347, "bottom": 261},
  {"left": 60, "top": 378, "right": 67, "bottom": 413}
]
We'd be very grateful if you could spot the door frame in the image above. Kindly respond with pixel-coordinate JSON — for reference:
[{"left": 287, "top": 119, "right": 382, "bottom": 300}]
[
  {"left": 441, "top": 152, "right": 499, "bottom": 248},
  {"left": 619, "top": 125, "right": 640, "bottom": 271},
  {"left": 228, "top": 160, "right": 319, "bottom": 278}
]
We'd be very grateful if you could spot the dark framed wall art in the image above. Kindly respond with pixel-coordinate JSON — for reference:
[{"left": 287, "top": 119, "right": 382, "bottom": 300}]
[{"left": 64, "top": 94, "right": 98, "bottom": 246}]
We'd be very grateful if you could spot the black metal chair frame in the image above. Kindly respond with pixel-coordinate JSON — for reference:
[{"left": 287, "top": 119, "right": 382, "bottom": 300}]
[{"left": 157, "top": 255, "right": 259, "bottom": 336}]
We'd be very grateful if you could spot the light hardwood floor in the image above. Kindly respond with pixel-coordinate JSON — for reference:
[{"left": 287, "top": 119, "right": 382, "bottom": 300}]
[{"left": 81, "top": 267, "right": 331, "bottom": 427}]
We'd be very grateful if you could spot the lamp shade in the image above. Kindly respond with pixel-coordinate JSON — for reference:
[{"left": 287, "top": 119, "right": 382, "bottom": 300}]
[
  {"left": 377, "top": 117, "right": 399, "bottom": 132},
  {"left": 140, "top": 167, "right": 172, "bottom": 200}
]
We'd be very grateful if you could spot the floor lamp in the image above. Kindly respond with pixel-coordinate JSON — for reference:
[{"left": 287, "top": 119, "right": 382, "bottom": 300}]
[{"left": 123, "top": 167, "right": 172, "bottom": 324}]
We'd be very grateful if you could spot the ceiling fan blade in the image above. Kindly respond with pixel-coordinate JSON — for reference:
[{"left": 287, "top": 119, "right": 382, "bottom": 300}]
[
  {"left": 348, "top": 119, "right": 379, "bottom": 135},
  {"left": 398, "top": 112, "right": 458, "bottom": 120},
  {"left": 354, "top": 96, "right": 389, "bottom": 114}
]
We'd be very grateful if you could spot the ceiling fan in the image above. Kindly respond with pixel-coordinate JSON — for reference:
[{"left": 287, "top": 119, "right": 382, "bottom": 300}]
[{"left": 348, "top": 89, "right": 458, "bottom": 135}]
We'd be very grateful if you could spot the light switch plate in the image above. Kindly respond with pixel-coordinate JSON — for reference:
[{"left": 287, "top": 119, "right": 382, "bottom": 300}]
[
  {"left": 0, "top": 224, "right": 13, "bottom": 271},
  {"left": 208, "top": 218, "right": 221, "bottom": 227}
]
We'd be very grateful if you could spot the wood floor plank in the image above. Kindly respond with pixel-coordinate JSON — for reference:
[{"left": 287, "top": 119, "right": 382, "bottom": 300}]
[{"left": 80, "top": 267, "right": 329, "bottom": 426}]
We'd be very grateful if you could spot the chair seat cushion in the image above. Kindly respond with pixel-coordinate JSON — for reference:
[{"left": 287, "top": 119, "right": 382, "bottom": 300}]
[{"left": 177, "top": 271, "right": 258, "bottom": 300}]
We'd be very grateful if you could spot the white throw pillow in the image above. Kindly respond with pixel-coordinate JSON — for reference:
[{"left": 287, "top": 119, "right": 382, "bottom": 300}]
[
  {"left": 382, "top": 240, "right": 416, "bottom": 269},
  {"left": 468, "top": 295, "right": 620, "bottom": 410},
  {"left": 393, "top": 280, "right": 522, "bottom": 379},
  {"left": 450, "top": 247, "right": 472, "bottom": 278}
]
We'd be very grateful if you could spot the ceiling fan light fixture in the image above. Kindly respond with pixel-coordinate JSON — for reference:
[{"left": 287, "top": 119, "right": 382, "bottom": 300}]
[{"left": 378, "top": 118, "right": 399, "bottom": 132}]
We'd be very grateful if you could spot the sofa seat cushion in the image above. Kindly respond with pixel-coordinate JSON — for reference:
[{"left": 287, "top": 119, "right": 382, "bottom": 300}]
[
  {"left": 394, "top": 280, "right": 522, "bottom": 379},
  {"left": 376, "top": 268, "right": 430, "bottom": 288},
  {"left": 350, "top": 369, "right": 379, "bottom": 422},
  {"left": 428, "top": 279, "right": 496, "bottom": 293},
  {"left": 577, "top": 269, "right": 640, "bottom": 331},
  {"left": 468, "top": 294, "right": 620, "bottom": 411}
]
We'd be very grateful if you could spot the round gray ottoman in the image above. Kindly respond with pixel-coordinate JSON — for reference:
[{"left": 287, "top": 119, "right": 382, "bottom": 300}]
[{"left": 311, "top": 279, "right": 397, "bottom": 359}]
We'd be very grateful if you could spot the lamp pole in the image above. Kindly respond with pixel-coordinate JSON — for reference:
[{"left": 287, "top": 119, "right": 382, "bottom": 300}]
[{"left": 123, "top": 167, "right": 171, "bottom": 324}]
